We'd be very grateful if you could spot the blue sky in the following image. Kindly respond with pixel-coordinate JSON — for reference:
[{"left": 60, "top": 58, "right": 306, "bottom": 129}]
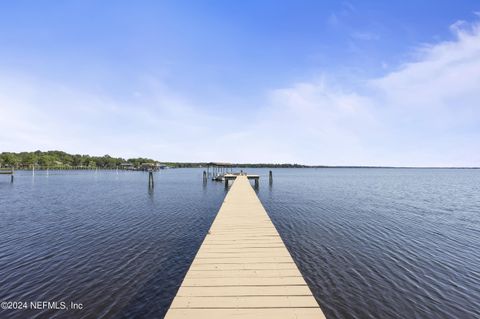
[{"left": 1, "top": 1, "right": 479, "bottom": 166}]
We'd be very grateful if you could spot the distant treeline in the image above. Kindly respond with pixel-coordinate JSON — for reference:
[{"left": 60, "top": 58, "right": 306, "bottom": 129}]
[
  {"left": 0, "top": 151, "right": 309, "bottom": 169},
  {"left": 0, "top": 151, "right": 158, "bottom": 169},
  {"left": 162, "top": 162, "right": 308, "bottom": 168},
  {"left": 5, "top": 151, "right": 470, "bottom": 170},
  {"left": 222, "top": 163, "right": 307, "bottom": 168}
]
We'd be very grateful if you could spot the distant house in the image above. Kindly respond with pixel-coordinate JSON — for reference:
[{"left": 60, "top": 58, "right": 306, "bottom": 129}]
[
  {"left": 120, "top": 162, "right": 135, "bottom": 170},
  {"left": 139, "top": 162, "right": 168, "bottom": 171},
  {"left": 119, "top": 162, "right": 166, "bottom": 171},
  {"left": 156, "top": 163, "right": 168, "bottom": 169},
  {"left": 140, "top": 163, "right": 156, "bottom": 171}
]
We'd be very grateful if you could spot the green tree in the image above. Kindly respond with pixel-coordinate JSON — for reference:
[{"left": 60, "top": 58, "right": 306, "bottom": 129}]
[
  {"left": 0, "top": 153, "right": 19, "bottom": 167},
  {"left": 38, "top": 154, "right": 55, "bottom": 167}
]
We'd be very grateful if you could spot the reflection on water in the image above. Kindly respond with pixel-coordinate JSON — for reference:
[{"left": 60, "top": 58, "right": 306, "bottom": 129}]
[{"left": 0, "top": 168, "right": 479, "bottom": 319}]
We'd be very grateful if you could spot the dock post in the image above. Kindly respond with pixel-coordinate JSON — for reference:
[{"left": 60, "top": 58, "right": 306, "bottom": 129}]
[
  {"left": 11, "top": 168, "right": 14, "bottom": 183},
  {"left": 148, "top": 171, "right": 154, "bottom": 188},
  {"left": 254, "top": 178, "right": 259, "bottom": 188},
  {"left": 203, "top": 170, "right": 207, "bottom": 182},
  {"left": 269, "top": 170, "right": 273, "bottom": 184},
  {"left": 224, "top": 178, "right": 229, "bottom": 188}
]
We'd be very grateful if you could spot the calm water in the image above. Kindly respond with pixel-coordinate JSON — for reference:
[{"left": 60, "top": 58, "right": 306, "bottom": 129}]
[{"left": 0, "top": 168, "right": 479, "bottom": 318}]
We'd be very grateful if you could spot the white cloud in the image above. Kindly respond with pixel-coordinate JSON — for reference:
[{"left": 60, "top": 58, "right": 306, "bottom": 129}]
[
  {"left": 248, "top": 19, "right": 480, "bottom": 166},
  {"left": 371, "top": 20, "right": 480, "bottom": 128}
]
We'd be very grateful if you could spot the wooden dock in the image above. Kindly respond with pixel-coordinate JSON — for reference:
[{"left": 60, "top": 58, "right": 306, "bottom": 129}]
[
  {"left": 165, "top": 175, "right": 325, "bottom": 318},
  {"left": 0, "top": 168, "right": 14, "bottom": 182}
]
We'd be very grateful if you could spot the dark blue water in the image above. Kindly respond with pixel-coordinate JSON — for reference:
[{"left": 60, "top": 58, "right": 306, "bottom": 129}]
[{"left": 0, "top": 168, "right": 479, "bottom": 318}]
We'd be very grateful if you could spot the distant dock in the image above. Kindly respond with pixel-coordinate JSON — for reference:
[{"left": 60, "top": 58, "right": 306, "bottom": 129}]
[
  {"left": 165, "top": 175, "right": 325, "bottom": 318},
  {"left": 224, "top": 173, "right": 259, "bottom": 188},
  {"left": 0, "top": 168, "right": 14, "bottom": 182}
]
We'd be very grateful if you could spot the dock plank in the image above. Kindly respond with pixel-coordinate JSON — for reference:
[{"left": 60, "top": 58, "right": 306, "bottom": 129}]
[
  {"left": 166, "top": 308, "right": 324, "bottom": 319},
  {"left": 176, "top": 285, "right": 314, "bottom": 297}
]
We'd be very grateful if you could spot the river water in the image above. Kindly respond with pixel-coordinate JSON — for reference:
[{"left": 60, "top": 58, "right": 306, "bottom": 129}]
[{"left": 0, "top": 168, "right": 479, "bottom": 318}]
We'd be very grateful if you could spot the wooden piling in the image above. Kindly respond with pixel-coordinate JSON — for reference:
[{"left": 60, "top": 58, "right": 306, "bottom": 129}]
[
  {"left": 148, "top": 171, "right": 154, "bottom": 188},
  {"left": 269, "top": 170, "right": 273, "bottom": 184}
]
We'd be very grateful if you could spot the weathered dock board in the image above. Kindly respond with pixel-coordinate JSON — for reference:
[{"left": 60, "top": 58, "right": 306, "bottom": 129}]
[{"left": 165, "top": 175, "right": 325, "bottom": 319}]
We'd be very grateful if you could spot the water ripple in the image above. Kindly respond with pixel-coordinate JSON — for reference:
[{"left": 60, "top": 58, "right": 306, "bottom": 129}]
[{"left": 1, "top": 168, "right": 479, "bottom": 318}]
